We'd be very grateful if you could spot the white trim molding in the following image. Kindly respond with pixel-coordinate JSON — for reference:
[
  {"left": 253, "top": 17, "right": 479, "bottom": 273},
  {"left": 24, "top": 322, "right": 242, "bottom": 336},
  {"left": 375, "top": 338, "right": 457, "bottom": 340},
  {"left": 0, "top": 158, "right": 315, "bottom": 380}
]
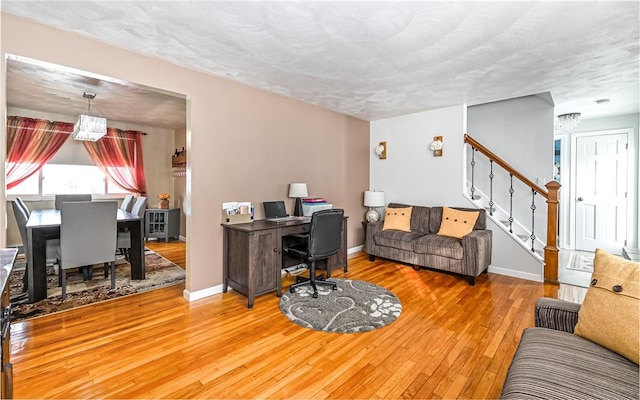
[
  {"left": 183, "top": 284, "right": 225, "bottom": 302},
  {"left": 488, "top": 265, "right": 544, "bottom": 283}
]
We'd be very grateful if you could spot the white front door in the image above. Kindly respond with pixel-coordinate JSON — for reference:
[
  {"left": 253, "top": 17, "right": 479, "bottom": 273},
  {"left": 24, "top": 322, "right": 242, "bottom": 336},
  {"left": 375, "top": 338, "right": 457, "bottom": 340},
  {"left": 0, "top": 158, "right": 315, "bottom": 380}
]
[{"left": 574, "top": 131, "right": 628, "bottom": 253}]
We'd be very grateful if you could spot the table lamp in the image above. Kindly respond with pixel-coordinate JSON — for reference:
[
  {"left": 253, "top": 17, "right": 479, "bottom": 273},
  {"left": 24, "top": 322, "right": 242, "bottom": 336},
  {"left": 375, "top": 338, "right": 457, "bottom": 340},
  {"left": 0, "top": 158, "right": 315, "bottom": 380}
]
[
  {"left": 364, "top": 190, "right": 385, "bottom": 222},
  {"left": 289, "top": 183, "right": 308, "bottom": 216}
]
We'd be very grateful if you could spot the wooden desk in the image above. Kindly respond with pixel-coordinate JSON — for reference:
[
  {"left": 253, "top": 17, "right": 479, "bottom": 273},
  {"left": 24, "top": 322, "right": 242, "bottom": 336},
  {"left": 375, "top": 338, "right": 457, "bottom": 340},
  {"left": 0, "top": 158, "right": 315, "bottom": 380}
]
[
  {"left": 221, "top": 217, "right": 348, "bottom": 308},
  {"left": 26, "top": 209, "right": 145, "bottom": 303}
]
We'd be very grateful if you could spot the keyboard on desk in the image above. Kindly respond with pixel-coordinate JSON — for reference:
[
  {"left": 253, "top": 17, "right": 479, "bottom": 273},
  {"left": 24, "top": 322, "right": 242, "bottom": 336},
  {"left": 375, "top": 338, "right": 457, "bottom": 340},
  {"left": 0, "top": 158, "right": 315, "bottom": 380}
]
[{"left": 266, "top": 216, "right": 310, "bottom": 222}]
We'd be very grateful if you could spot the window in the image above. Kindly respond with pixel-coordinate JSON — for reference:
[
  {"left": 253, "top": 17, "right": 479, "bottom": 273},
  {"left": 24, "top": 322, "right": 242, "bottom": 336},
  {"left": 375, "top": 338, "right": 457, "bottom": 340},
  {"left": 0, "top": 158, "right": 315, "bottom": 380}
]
[{"left": 7, "top": 164, "right": 132, "bottom": 196}]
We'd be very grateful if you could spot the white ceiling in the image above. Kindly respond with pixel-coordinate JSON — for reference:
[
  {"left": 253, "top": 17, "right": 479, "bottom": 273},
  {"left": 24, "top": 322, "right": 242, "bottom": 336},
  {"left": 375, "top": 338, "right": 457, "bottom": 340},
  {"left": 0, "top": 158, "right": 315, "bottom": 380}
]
[{"left": 2, "top": 1, "right": 639, "bottom": 130}]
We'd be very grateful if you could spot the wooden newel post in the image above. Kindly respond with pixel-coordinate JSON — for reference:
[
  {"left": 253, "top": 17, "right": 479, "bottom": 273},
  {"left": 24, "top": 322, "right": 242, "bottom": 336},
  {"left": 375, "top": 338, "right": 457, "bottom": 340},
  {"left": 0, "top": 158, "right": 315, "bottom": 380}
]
[{"left": 544, "top": 181, "right": 561, "bottom": 282}]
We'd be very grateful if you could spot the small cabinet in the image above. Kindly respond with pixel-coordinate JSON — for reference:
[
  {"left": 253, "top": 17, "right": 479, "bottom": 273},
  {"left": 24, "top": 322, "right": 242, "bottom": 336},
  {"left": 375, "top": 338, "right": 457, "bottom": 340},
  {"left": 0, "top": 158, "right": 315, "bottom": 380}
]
[{"left": 145, "top": 208, "right": 180, "bottom": 241}]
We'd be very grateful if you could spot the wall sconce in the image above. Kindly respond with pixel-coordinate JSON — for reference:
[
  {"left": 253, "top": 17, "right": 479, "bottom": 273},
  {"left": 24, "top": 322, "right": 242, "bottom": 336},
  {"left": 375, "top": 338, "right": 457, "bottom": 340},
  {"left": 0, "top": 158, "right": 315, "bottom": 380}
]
[
  {"left": 375, "top": 141, "right": 387, "bottom": 159},
  {"left": 430, "top": 136, "right": 443, "bottom": 157}
]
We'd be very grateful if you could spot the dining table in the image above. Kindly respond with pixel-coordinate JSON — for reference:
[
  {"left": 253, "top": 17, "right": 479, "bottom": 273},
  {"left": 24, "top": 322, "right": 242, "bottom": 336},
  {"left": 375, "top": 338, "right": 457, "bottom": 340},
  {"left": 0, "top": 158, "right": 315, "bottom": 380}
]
[{"left": 25, "top": 208, "right": 145, "bottom": 303}]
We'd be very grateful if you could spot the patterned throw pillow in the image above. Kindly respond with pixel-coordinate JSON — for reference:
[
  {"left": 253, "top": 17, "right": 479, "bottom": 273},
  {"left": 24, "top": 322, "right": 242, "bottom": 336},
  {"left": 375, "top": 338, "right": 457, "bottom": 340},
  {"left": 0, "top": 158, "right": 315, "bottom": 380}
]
[
  {"left": 437, "top": 206, "right": 479, "bottom": 239},
  {"left": 574, "top": 248, "right": 639, "bottom": 364},
  {"left": 382, "top": 207, "right": 412, "bottom": 232}
]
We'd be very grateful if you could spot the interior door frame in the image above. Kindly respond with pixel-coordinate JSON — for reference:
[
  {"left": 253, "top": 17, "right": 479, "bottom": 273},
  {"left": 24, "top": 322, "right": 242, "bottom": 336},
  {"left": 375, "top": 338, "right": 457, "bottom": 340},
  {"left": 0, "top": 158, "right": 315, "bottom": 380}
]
[
  {"left": 569, "top": 128, "right": 637, "bottom": 252},
  {"left": 553, "top": 134, "right": 570, "bottom": 249}
]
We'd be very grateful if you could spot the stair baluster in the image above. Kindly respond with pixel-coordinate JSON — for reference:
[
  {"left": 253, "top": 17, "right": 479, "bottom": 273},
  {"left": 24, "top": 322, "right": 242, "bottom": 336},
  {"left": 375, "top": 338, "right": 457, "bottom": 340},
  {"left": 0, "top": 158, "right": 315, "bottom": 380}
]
[
  {"left": 530, "top": 189, "right": 537, "bottom": 252},
  {"left": 508, "top": 174, "right": 514, "bottom": 233},
  {"left": 488, "top": 160, "right": 494, "bottom": 216},
  {"left": 470, "top": 148, "right": 476, "bottom": 200}
]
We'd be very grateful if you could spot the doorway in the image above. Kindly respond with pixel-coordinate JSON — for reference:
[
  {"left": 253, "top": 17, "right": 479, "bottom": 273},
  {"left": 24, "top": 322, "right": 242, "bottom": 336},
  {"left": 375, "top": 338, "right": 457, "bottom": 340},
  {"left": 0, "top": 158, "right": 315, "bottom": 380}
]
[{"left": 571, "top": 129, "right": 630, "bottom": 254}]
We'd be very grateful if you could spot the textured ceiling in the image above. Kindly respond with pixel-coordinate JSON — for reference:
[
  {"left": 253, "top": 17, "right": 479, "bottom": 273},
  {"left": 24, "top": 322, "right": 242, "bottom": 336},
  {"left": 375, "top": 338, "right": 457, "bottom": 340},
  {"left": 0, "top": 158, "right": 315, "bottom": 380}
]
[{"left": 2, "top": 1, "right": 639, "bottom": 130}]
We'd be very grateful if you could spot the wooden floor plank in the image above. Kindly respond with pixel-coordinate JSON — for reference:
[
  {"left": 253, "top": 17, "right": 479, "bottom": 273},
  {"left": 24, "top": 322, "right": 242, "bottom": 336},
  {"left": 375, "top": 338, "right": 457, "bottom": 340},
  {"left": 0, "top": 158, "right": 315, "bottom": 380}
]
[{"left": 10, "top": 241, "right": 566, "bottom": 399}]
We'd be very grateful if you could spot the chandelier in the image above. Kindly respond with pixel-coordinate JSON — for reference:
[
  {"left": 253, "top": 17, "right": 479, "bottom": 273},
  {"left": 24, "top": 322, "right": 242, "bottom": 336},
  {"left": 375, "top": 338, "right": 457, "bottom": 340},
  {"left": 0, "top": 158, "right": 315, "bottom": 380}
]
[
  {"left": 556, "top": 112, "right": 581, "bottom": 131},
  {"left": 73, "top": 92, "right": 107, "bottom": 141}
]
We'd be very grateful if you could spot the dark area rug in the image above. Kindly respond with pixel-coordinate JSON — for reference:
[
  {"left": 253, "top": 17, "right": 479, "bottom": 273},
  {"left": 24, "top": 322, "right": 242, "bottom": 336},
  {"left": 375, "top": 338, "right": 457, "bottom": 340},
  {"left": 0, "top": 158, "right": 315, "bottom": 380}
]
[
  {"left": 9, "top": 249, "right": 185, "bottom": 323},
  {"left": 279, "top": 278, "right": 402, "bottom": 333}
]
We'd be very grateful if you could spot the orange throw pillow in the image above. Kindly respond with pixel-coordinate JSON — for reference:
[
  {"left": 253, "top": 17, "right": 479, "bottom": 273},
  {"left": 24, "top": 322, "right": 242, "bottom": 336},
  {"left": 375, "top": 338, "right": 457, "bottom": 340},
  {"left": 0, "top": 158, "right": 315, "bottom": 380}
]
[
  {"left": 382, "top": 207, "right": 412, "bottom": 232},
  {"left": 574, "top": 248, "right": 639, "bottom": 364},
  {"left": 437, "top": 207, "right": 479, "bottom": 239}
]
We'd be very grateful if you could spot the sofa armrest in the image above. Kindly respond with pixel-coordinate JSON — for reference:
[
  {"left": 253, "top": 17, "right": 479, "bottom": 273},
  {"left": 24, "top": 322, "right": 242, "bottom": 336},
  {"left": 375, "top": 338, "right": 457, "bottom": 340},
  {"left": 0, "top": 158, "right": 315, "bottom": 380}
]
[
  {"left": 364, "top": 221, "right": 384, "bottom": 254},
  {"left": 535, "top": 298, "right": 581, "bottom": 333},
  {"left": 461, "top": 229, "right": 492, "bottom": 276}
]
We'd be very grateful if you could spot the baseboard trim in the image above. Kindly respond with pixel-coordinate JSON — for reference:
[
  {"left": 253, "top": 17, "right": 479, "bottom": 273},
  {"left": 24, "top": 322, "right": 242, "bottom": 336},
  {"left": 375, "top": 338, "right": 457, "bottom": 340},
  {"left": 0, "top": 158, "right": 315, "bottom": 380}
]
[
  {"left": 183, "top": 245, "right": 361, "bottom": 301},
  {"left": 488, "top": 265, "right": 543, "bottom": 283},
  {"left": 183, "top": 284, "right": 225, "bottom": 302},
  {"left": 348, "top": 245, "right": 363, "bottom": 254}
]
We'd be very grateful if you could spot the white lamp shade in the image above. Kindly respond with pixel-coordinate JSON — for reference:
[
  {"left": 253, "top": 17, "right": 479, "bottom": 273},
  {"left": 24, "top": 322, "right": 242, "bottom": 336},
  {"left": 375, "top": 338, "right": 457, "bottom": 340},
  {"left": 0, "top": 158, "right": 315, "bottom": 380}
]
[
  {"left": 364, "top": 191, "right": 385, "bottom": 207},
  {"left": 289, "top": 183, "right": 308, "bottom": 198}
]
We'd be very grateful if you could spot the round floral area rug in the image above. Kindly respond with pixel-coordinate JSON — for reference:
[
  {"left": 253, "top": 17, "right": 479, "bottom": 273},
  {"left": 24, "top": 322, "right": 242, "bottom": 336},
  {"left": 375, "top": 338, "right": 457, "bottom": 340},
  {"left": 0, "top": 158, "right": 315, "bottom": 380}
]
[{"left": 279, "top": 278, "right": 402, "bottom": 333}]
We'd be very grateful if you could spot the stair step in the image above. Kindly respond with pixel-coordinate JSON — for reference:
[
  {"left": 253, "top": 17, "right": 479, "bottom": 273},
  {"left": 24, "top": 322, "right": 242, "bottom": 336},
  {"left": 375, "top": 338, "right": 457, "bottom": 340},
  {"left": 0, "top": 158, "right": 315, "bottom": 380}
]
[
  {"left": 470, "top": 195, "right": 482, "bottom": 200},
  {"left": 516, "top": 234, "right": 529, "bottom": 242}
]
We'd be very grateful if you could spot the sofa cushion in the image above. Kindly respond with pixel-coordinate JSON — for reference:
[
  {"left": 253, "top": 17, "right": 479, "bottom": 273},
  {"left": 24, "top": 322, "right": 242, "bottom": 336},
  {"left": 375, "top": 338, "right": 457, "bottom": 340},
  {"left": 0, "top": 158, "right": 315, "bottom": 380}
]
[
  {"left": 574, "top": 248, "right": 639, "bottom": 364},
  {"left": 437, "top": 207, "right": 480, "bottom": 239},
  {"left": 429, "top": 206, "right": 486, "bottom": 233},
  {"left": 374, "top": 230, "right": 425, "bottom": 251},
  {"left": 413, "top": 234, "right": 463, "bottom": 259},
  {"left": 501, "top": 327, "right": 639, "bottom": 400},
  {"left": 382, "top": 207, "right": 412, "bottom": 232},
  {"left": 388, "top": 203, "right": 430, "bottom": 233}
]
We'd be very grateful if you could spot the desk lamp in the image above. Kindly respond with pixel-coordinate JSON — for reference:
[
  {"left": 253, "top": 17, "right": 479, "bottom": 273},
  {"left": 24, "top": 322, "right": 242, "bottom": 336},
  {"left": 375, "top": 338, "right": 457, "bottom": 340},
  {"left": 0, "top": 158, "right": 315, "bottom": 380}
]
[
  {"left": 289, "top": 183, "right": 308, "bottom": 216},
  {"left": 364, "top": 190, "right": 385, "bottom": 222}
]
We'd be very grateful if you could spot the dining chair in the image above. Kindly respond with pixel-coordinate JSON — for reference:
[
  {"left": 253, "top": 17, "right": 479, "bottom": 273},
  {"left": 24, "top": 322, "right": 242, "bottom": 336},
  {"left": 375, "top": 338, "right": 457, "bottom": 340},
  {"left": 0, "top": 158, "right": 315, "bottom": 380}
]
[
  {"left": 283, "top": 208, "right": 344, "bottom": 298},
  {"left": 56, "top": 201, "right": 118, "bottom": 300},
  {"left": 120, "top": 195, "right": 134, "bottom": 213},
  {"left": 15, "top": 196, "right": 30, "bottom": 217},
  {"left": 116, "top": 196, "right": 147, "bottom": 264},
  {"left": 130, "top": 196, "right": 147, "bottom": 219},
  {"left": 54, "top": 194, "right": 92, "bottom": 210},
  {"left": 11, "top": 199, "right": 59, "bottom": 293}
]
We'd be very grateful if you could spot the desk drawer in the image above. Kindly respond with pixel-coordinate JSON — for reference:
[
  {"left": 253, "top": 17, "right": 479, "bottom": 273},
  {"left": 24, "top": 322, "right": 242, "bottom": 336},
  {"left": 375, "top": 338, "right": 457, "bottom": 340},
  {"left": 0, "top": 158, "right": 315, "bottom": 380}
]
[{"left": 279, "top": 224, "right": 309, "bottom": 236}]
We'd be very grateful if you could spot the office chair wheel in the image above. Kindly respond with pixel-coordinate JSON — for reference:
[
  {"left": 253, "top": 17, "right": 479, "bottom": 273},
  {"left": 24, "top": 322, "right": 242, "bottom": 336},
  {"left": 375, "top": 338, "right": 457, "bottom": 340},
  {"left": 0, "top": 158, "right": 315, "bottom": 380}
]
[
  {"left": 312, "top": 292, "right": 318, "bottom": 298},
  {"left": 290, "top": 287, "right": 295, "bottom": 293}
]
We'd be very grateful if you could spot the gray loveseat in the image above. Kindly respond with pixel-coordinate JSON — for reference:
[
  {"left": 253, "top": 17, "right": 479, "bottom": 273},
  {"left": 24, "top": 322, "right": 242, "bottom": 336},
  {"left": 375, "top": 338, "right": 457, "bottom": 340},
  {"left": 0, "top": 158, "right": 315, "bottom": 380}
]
[
  {"left": 501, "top": 298, "right": 639, "bottom": 399},
  {"left": 364, "top": 203, "right": 492, "bottom": 285}
]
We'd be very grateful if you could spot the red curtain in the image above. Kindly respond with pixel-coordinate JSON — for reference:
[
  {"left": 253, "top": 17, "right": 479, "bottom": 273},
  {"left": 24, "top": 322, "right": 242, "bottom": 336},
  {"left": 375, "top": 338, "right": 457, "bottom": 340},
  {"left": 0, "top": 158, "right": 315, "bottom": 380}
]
[
  {"left": 6, "top": 116, "right": 72, "bottom": 189},
  {"left": 83, "top": 128, "right": 147, "bottom": 195}
]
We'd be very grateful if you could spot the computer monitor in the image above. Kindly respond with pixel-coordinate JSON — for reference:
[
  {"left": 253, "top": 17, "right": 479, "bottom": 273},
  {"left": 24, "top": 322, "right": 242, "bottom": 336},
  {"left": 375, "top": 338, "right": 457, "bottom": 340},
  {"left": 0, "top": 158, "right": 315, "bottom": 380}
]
[{"left": 263, "top": 201, "right": 288, "bottom": 219}]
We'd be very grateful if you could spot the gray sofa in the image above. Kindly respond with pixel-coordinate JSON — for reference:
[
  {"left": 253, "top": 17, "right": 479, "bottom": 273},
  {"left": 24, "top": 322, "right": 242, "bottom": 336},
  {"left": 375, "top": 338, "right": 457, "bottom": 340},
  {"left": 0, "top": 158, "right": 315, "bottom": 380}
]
[
  {"left": 501, "top": 298, "right": 639, "bottom": 399},
  {"left": 364, "top": 203, "right": 492, "bottom": 285}
]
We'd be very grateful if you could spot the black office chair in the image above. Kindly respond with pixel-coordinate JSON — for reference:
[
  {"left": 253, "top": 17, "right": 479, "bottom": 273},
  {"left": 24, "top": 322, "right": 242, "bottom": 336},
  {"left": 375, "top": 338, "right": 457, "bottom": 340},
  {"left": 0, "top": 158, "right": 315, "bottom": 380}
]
[{"left": 283, "top": 208, "right": 344, "bottom": 298}]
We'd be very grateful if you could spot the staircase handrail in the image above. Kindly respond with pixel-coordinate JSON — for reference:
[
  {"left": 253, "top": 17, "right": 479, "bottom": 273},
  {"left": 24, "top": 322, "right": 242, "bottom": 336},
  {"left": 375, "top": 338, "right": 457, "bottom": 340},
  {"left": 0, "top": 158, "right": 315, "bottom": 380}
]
[
  {"left": 464, "top": 133, "right": 560, "bottom": 282},
  {"left": 464, "top": 134, "right": 548, "bottom": 198}
]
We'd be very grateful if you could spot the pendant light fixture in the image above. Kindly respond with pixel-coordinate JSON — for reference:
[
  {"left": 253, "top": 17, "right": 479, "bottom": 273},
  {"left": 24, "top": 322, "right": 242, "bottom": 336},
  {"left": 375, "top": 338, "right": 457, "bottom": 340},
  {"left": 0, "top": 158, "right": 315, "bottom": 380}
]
[{"left": 72, "top": 92, "right": 107, "bottom": 141}]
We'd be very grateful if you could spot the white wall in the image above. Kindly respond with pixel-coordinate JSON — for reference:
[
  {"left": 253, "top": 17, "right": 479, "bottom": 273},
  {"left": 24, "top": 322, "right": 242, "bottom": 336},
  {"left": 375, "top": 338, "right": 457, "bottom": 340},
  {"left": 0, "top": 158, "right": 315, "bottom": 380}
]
[
  {"left": 370, "top": 105, "right": 468, "bottom": 206},
  {"left": 467, "top": 93, "right": 555, "bottom": 244},
  {"left": 465, "top": 94, "right": 555, "bottom": 281},
  {"left": 369, "top": 104, "right": 543, "bottom": 282}
]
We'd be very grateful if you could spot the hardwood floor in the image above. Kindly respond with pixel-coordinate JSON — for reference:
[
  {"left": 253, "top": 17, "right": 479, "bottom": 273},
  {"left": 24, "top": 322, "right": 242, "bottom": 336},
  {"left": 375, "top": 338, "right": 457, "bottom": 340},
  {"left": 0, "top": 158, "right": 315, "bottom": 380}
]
[
  {"left": 10, "top": 242, "right": 562, "bottom": 399},
  {"left": 145, "top": 239, "right": 186, "bottom": 268}
]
